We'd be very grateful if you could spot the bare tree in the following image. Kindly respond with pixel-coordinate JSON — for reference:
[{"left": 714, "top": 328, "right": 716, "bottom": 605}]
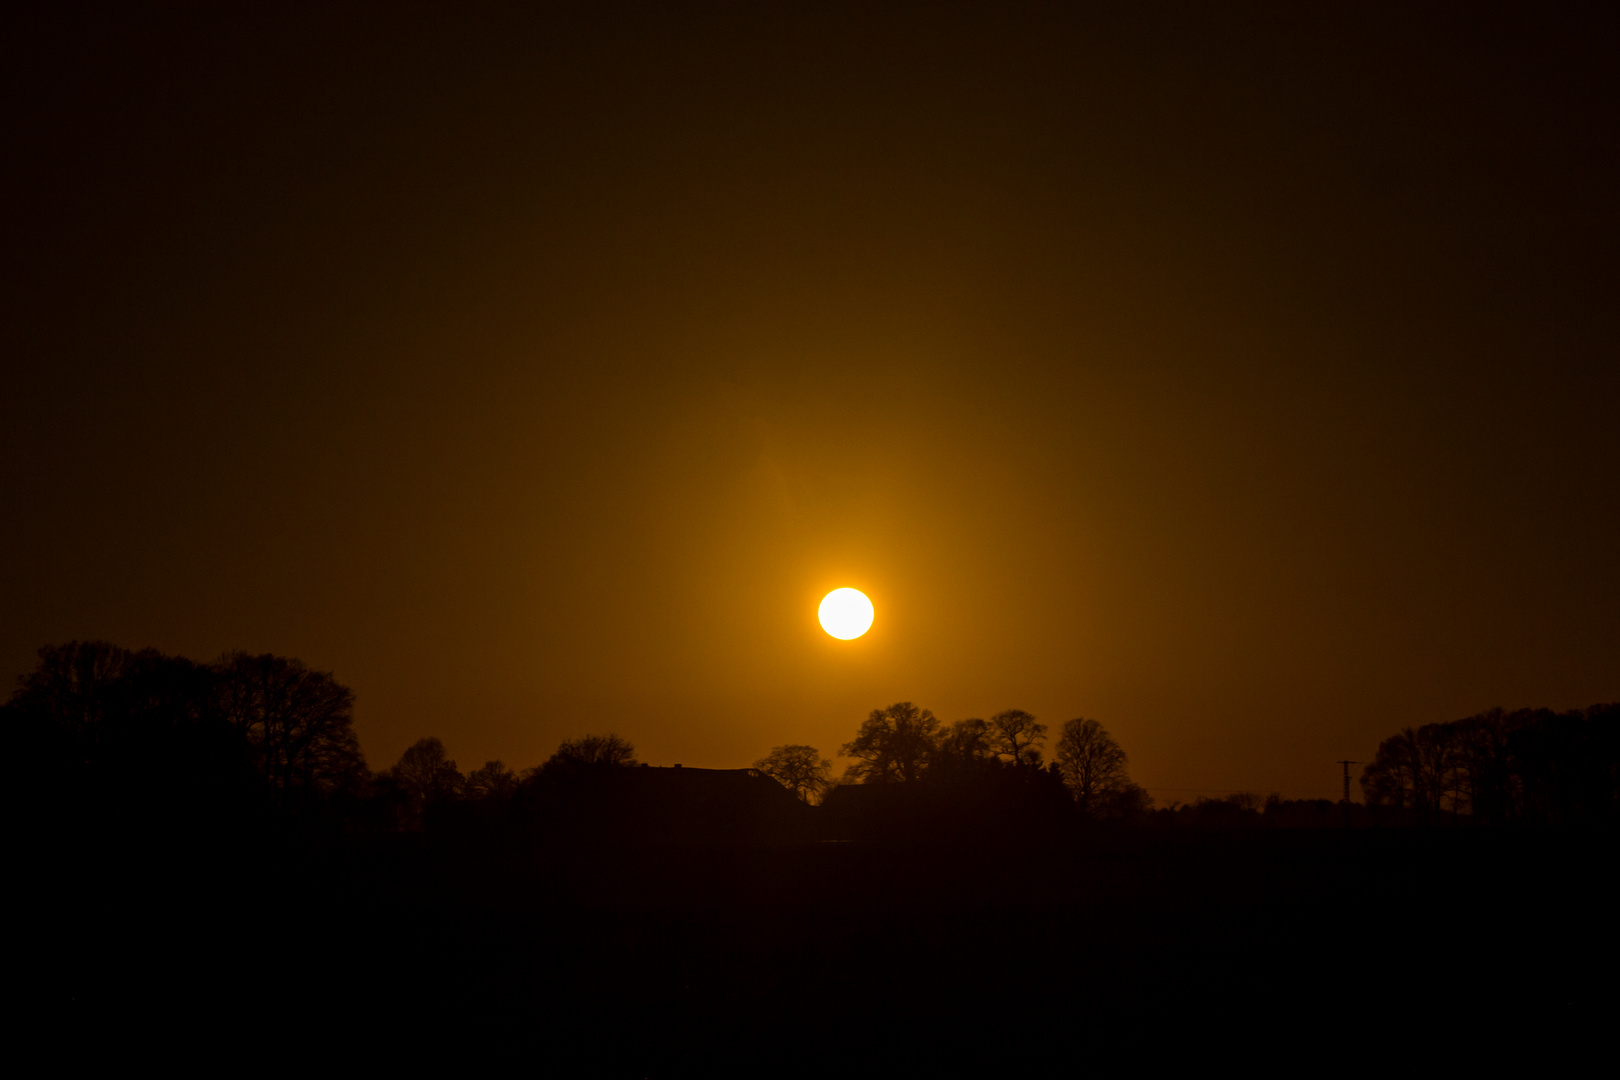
[
  {"left": 1361, "top": 724, "right": 1467, "bottom": 822},
  {"left": 841, "top": 702, "right": 941, "bottom": 783},
  {"left": 393, "top": 737, "right": 464, "bottom": 803},
  {"left": 1360, "top": 704, "right": 1620, "bottom": 826},
  {"left": 1360, "top": 732, "right": 1416, "bottom": 812},
  {"left": 936, "top": 717, "right": 995, "bottom": 768},
  {"left": 987, "top": 709, "right": 1047, "bottom": 768},
  {"left": 7, "top": 641, "right": 252, "bottom": 816},
  {"left": 465, "top": 760, "right": 520, "bottom": 801},
  {"left": 211, "top": 652, "right": 365, "bottom": 807},
  {"left": 1453, "top": 708, "right": 1515, "bottom": 825},
  {"left": 754, "top": 744, "right": 834, "bottom": 803},
  {"left": 550, "top": 733, "right": 638, "bottom": 768},
  {"left": 1055, "top": 717, "right": 1131, "bottom": 816},
  {"left": 7, "top": 640, "right": 133, "bottom": 746}
]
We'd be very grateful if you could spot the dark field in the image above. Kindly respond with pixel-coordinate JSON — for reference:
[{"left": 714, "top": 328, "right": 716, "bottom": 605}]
[{"left": 35, "top": 825, "right": 1614, "bottom": 1066}]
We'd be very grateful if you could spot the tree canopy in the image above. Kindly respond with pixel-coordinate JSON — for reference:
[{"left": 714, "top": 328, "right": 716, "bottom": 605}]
[
  {"left": 1361, "top": 704, "right": 1619, "bottom": 825},
  {"left": 987, "top": 709, "right": 1047, "bottom": 768},
  {"left": 548, "top": 733, "right": 638, "bottom": 769},
  {"left": 840, "top": 702, "right": 941, "bottom": 783},
  {"left": 212, "top": 651, "right": 366, "bottom": 807},
  {"left": 3, "top": 640, "right": 363, "bottom": 825},
  {"left": 1055, "top": 717, "right": 1133, "bottom": 817},
  {"left": 753, "top": 744, "right": 834, "bottom": 803},
  {"left": 935, "top": 717, "right": 995, "bottom": 769}
]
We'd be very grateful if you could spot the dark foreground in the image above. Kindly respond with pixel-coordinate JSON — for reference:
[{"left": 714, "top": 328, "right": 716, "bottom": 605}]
[{"left": 31, "top": 826, "right": 1616, "bottom": 1067}]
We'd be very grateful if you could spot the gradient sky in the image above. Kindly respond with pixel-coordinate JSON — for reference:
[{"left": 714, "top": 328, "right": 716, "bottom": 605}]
[{"left": 5, "top": 3, "right": 1616, "bottom": 802}]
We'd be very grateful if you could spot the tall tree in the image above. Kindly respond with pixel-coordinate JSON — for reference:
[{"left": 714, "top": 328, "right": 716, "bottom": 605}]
[
  {"left": 6, "top": 641, "right": 256, "bottom": 819},
  {"left": 841, "top": 702, "right": 940, "bottom": 783},
  {"left": 1362, "top": 704, "right": 1620, "bottom": 825},
  {"left": 211, "top": 652, "right": 365, "bottom": 808},
  {"left": 1055, "top": 717, "right": 1131, "bottom": 816},
  {"left": 753, "top": 744, "right": 834, "bottom": 803},
  {"left": 393, "top": 737, "right": 464, "bottom": 805},
  {"left": 1452, "top": 709, "right": 1515, "bottom": 824},
  {"left": 987, "top": 709, "right": 1047, "bottom": 768},
  {"left": 7, "top": 640, "right": 133, "bottom": 754},
  {"left": 1361, "top": 725, "right": 1465, "bottom": 822},
  {"left": 935, "top": 717, "right": 995, "bottom": 768},
  {"left": 1360, "top": 730, "right": 1418, "bottom": 813}
]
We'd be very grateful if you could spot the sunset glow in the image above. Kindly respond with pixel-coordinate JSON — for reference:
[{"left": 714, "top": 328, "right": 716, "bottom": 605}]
[{"left": 5, "top": 5, "right": 1613, "bottom": 1050}]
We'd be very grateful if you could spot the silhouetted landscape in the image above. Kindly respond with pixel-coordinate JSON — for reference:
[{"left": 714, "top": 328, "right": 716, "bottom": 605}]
[
  {"left": 15, "top": 641, "right": 1616, "bottom": 1063},
  {"left": 8, "top": 3, "right": 1618, "bottom": 1066}
]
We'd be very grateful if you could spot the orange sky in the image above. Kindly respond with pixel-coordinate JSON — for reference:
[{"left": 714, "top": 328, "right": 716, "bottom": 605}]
[{"left": 4, "top": 3, "right": 1616, "bottom": 801}]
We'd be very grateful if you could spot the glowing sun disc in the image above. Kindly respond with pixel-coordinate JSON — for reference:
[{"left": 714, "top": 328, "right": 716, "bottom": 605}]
[{"left": 818, "top": 588, "right": 874, "bottom": 639}]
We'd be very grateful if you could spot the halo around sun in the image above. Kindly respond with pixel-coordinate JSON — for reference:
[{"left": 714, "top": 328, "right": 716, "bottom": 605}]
[{"left": 818, "top": 587, "right": 874, "bottom": 640}]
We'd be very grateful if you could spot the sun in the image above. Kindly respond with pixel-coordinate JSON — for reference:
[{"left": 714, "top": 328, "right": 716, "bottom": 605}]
[{"left": 818, "top": 587, "right": 874, "bottom": 640}]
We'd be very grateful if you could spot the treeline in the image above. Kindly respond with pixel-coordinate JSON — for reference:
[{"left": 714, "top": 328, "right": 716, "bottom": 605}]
[
  {"left": 9, "top": 640, "right": 365, "bottom": 832},
  {"left": 756, "top": 701, "right": 1153, "bottom": 817},
  {"left": 1360, "top": 704, "right": 1619, "bottom": 825},
  {"left": 1137, "top": 704, "right": 1620, "bottom": 828},
  {"left": 4, "top": 640, "right": 796, "bottom": 840},
  {"left": 2, "top": 640, "right": 689, "bottom": 836},
  {"left": 372, "top": 731, "right": 658, "bottom": 836},
  {"left": 9, "top": 641, "right": 1616, "bottom": 840},
  {"left": 3, "top": 641, "right": 1154, "bottom": 841}
]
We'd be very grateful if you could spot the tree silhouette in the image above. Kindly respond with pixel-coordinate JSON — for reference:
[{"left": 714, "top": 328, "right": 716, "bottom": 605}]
[
  {"left": 1360, "top": 704, "right": 1619, "bottom": 825},
  {"left": 465, "top": 760, "right": 520, "bottom": 801},
  {"left": 6, "top": 641, "right": 260, "bottom": 824},
  {"left": 1361, "top": 724, "right": 1465, "bottom": 822},
  {"left": 393, "top": 737, "right": 464, "bottom": 803},
  {"left": 7, "top": 640, "right": 134, "bottom": 764},
  {"left": 211, "top": 652, "right": 365, "bottom": 809},
  {"left": 1055, "top": 717, "right": 1131, "bottom": 816},
  {"left": 987, "top": 709, "right": 1047, "bottom": 768},
  {"left": 384, "top": 737, "right": 465, "bottom": 830},
  {"left": 753, "top": 744, "right": 833, "bottom": 803},
  {"left": 935, "top": 717, "right": 995, "bottom": 769},
  {"left": 9, "top": 641, "right": 128, "bottom": 744},
  {"left": 1360, "top": 732, "right": 1416, "bottom": 813},
  {"left": 841, "top": 702, "right": 940, "bottom": 783},
  {"left": 1452, "top": 708, "right": 1515, "bottom": 825},
  {"left": 549, "top": 733, "right": 638, "bottom": 769}
]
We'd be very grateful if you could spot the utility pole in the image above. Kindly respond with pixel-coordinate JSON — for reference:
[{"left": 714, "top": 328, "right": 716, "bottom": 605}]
[
  {"left": 1335, "top": 760, "right": 1360, "bottom": 802},
  {"left": 1336, "top": 760, "right": 1361, "bottom": 826}
]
